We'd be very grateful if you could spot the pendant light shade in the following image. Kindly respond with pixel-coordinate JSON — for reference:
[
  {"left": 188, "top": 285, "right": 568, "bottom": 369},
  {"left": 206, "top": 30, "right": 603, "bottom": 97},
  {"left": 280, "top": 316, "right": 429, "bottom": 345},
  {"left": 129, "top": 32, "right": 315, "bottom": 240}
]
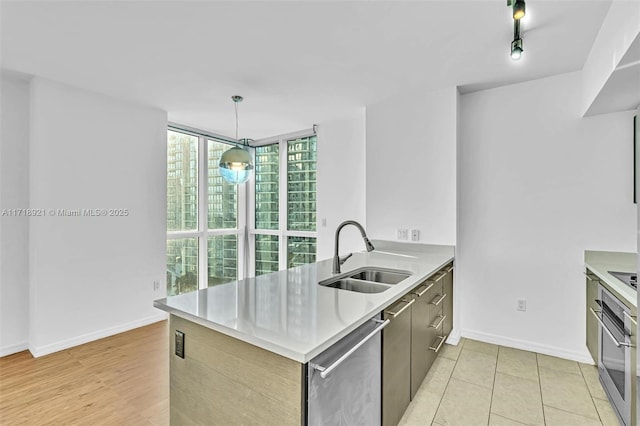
[
  {"left": 219, "top": 146, "right": 253, "bottom": 184},
  {"left": 219, "top": 95, "right": 253, "bottom": 184}
]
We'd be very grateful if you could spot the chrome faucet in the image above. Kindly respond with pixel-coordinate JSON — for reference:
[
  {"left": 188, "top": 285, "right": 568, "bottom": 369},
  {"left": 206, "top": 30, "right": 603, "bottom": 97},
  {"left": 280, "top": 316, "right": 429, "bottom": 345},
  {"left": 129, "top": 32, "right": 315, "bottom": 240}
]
[{"left": 333, "top": 220, "right": 375, "bottom": 274}]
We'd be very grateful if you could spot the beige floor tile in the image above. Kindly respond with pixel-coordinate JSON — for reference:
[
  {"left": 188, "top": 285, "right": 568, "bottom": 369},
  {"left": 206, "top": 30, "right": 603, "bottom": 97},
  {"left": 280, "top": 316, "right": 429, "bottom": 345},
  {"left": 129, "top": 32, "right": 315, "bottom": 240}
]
[
  {"left": 463, "top": 339, "right": 499, "bottom": 357},
  {"left": 543, "top": 405, "right": 602, "bottom": 426},
  {"left": 420, "top": 357, "right": 456, "bottom": 396},
  {"left": 496, "top": 346, "right": 539, "bottom": 382},
  {"left": 489, "top": 413, "right": 527, "bottom": 425},
  {"left": 398, "top": 388, "right": 442, "bottom": 426},
  {"left": 537, "top": 353, "right": 582, "bottom": 375},
  {"left": 433, "top": 378, "right": 492, "bottom": 426},
  {"left": 490, "top": 372, "right": 544, "bottom": 425},
  {"left": 578, "top": 363, "right": 608, "bottom": 400},
  {"left": 539, "top": 367, "right": 599, "bottom": 419},
  {"left": 593, "top": 397, "right": 621, "bottom": 426},
  {"left": 451, "top": 347, "right": 497, "bottom": 389},
  {"left": 438, "top": 342, "right": 463, "bottom": 361}
]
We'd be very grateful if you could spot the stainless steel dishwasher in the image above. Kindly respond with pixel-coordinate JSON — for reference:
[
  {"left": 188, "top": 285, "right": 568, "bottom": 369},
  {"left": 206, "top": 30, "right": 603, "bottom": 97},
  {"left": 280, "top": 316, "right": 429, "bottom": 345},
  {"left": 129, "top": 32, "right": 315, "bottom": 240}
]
[{"left": 307, "top": 314, "right": 389, "bottom": 426}]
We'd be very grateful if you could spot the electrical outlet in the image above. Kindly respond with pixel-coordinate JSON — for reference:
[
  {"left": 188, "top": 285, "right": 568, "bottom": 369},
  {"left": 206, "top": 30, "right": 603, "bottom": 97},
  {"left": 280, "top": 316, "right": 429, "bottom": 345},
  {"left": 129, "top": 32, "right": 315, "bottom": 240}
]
[
  {"left": 153, "top": 281, "right": 160, "bottom": 291},
  {"left": 411, "top": 229, "right": 420, "bottom": 241},
  {"left": 517, "top": 299, "right": 526, "bottom": 312},
  {"left": 321, "top": 218, "right": 327, "bottom": 227},
  {"left": 397, "top": 228, "right": 408, "bottom": 240},
  {"left": 175, "top": 330, "right": 185, "bottom": 358}
]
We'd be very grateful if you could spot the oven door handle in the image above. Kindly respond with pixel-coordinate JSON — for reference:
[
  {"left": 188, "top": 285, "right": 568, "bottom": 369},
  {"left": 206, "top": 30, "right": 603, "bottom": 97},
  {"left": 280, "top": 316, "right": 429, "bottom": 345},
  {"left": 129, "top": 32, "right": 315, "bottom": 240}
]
[{"left": 590, "top": 307, "right": 632, "bottom": 348}]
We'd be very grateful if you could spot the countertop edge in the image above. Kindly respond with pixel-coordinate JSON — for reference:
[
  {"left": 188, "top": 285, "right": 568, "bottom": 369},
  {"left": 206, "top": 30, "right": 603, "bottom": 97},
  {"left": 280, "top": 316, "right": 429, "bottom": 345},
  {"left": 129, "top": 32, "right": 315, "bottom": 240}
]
[
  {"left": 584, "top": 250, "right": 637, "bottom": 311},
  {"left": 154, "top": 251, "right": 455, "bottom": 364}
]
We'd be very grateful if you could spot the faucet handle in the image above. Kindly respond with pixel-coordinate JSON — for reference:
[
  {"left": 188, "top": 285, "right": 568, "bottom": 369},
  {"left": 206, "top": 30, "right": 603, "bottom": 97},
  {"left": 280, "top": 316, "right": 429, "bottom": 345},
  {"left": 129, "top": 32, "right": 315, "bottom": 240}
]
[{"left": 339, "top": 253, "right": 353, "bottom": 265}]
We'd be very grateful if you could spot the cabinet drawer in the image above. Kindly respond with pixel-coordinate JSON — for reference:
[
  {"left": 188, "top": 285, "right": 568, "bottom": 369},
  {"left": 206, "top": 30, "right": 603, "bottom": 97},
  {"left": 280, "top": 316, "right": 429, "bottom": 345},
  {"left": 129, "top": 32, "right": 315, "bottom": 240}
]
[
  {"left": 428, "top": 325, "right": 447, "bottom": 355},
  {"left": 428, "top": 291, "right": 446, "bottom": 322}
]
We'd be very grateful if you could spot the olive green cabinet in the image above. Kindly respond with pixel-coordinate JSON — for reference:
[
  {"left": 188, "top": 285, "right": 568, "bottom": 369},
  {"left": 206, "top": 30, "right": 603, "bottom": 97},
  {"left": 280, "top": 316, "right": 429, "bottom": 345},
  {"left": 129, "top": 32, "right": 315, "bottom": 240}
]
[
  {"left": 585, "top": 269, "right": 599, "bottom": 364},
  {"left": 382, "top": 298, "right": 413, "bottom": 426},
  {"left": 382, "top": 261, "right": 454, "bottom": 426},
  {"left": 442, "top": 264, "right": 454, "bottom": 337},
  {"left": 410, "top": 276, "right": 442, "bottom": 398}
]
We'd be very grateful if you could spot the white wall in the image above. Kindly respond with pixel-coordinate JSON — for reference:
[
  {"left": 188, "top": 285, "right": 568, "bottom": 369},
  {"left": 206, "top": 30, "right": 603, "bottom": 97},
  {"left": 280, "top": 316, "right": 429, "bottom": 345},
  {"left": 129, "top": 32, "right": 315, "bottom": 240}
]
[
  {"left": 0, "top": 72, "right": 30, "bottom": 356},
  {"left": 316, "top": 109, "right": 367, "bottom": 261},
  {"left": 28, "top": 77, "right": 168, "bottom": 356},
  {"left": 366, "top": 88, "right": 457, "bottom": 245},
  {"left": 459, "top": 71, "right": 637, "bottom": 362}
]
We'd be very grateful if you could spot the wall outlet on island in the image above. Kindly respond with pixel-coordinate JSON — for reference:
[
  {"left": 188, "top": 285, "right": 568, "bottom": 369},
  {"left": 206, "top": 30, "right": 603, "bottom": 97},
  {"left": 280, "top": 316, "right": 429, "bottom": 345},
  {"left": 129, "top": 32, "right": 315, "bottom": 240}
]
[
  {"left": 411, "top": 229, "right": 420, "bottom": 241},
  {"left": 153, "top": 281, "right": 160, "bottom": 291}
]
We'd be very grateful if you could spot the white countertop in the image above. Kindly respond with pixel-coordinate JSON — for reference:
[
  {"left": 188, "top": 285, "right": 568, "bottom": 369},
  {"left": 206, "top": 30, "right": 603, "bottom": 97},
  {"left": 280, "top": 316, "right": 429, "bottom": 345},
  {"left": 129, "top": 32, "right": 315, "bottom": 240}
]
[
  {"left": 585, "top": 250, "right": 637, "bottom": 310},
  {"left": 154, "top": 241, "right": 454, "bottom": 363}
]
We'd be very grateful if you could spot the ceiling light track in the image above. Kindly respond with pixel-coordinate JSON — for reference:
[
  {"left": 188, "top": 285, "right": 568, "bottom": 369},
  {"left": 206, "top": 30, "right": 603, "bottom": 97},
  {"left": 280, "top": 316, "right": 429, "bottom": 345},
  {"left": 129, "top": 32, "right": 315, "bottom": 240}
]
[{"left": 507, "top": 0, "right": 525, "bottom": 60}]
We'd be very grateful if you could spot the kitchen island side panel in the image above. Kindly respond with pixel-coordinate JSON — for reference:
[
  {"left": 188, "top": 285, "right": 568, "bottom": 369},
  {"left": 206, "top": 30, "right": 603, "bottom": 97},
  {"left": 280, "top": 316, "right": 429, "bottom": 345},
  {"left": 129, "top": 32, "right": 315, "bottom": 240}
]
[{"left": 169, "top": 315, "right": 304, "bottom": 425}]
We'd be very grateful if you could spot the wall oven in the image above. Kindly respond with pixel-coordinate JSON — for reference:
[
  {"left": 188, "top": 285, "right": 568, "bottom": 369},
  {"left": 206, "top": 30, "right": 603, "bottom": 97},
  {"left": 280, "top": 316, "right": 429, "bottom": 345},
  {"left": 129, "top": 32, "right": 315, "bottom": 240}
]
[{"left": 592, "top": 285, "right": 636, "bottom": 425}]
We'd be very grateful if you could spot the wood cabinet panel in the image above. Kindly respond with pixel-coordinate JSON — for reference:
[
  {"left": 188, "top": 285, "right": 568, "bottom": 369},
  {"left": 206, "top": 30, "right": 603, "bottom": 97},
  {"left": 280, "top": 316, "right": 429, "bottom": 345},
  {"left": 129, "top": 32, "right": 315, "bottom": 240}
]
[{"left": 169, "top": 315, "right": 303, "bottom": 426}]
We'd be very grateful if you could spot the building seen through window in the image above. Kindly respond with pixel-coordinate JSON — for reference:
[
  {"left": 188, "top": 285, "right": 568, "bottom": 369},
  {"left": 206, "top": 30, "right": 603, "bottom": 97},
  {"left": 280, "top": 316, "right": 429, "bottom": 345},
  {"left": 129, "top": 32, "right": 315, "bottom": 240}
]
[{"left": 167, "top": 128, "right": 317, "bottom": 293}]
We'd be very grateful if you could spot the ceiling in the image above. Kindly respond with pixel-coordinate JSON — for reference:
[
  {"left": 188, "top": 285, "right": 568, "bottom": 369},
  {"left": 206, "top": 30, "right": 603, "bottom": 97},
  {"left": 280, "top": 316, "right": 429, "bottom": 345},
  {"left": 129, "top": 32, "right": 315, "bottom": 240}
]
[{"left": 0, "top": 0, "right": 612, "bottom": 139}]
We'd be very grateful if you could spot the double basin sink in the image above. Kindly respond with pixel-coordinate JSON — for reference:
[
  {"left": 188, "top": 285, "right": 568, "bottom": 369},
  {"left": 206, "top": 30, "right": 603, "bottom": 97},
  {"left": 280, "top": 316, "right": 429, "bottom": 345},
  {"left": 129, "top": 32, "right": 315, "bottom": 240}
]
[{"left": 319, "top": 267, "right": 412, "bottom": 293}]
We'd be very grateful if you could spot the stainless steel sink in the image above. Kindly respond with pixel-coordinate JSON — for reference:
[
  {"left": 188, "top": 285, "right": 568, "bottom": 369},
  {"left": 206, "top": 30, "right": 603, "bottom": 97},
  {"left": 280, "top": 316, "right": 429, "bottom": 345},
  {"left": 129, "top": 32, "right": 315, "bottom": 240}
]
[
  {"left": 319, "top": 267, "right": 412, "bottom": 293},
  {"left": 347, "top": 268, "right": 411, "bottom": 284},
  {"left": 322, "top": 278, "right": 391, "bottom": 293}
]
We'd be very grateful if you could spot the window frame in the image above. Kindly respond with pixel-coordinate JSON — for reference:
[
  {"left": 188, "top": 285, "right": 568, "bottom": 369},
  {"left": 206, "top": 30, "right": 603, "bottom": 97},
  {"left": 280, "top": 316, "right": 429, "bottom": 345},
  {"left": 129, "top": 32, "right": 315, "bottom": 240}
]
[
  {"left": 167, "top": 124, "right": 247, "bottom": 292},
  {"left": 248, "top": 128, "right": 317, "bottom": 277}
]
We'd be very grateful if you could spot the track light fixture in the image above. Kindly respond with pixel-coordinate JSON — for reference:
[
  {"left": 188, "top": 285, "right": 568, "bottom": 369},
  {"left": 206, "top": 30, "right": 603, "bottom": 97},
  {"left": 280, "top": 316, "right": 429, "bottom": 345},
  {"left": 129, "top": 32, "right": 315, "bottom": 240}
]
[
  {"left": 512, "top": 0, "right": 526, "bottom": 20},
  {"left": 507, "top": 0, "right": 525, "bottom": 60},
  {"left": 511, "top": 37, "right": 523, "bottom": 60}
]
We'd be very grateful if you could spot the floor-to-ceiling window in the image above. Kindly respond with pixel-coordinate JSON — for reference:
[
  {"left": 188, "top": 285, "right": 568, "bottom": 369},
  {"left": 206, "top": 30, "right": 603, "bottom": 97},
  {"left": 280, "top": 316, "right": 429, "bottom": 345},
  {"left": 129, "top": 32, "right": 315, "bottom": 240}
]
[
  {"left": 251, "top": 133, "right": 317, "bottom": 276},
  {"left": 166, "top": 127, "right": 316, "bottom": 294},
  {"left": 166, "top": 127, "right": 244, "bottom": 296}
]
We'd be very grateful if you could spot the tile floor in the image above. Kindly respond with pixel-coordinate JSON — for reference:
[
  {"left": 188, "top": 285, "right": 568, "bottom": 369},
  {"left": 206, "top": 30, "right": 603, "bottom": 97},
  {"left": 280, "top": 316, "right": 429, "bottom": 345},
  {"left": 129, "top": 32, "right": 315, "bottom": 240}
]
[{"left": 399, "top": 338, "right": 621, "bottom": 426}]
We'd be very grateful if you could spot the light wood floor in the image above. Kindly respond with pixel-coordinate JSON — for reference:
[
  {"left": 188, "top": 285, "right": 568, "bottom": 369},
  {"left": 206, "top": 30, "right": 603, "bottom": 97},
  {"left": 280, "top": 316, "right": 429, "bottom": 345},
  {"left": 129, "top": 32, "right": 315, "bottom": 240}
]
[{"left": 0, "top": 321, "right": 169, "bottom": 426}]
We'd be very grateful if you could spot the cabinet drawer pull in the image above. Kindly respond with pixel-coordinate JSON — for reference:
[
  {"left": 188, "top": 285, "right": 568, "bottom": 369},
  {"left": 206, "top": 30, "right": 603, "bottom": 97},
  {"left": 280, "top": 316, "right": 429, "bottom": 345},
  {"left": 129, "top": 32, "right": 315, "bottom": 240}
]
[
  {"left": 446, "top": 266, "right": 454, "bottom": 273},
  {"left": 431, "top": 293, "right": 447, "bottom": 306},
  {"left": 412, "top": 282, "right": 434, "bottom": 297},
  {"left": 386, "top": 298, "right": 415, "bottom": 318},
  {"left": 434, "top": 273, "right": 446, "bottom": 282},
  {"left": 430, "top": 314, "right": 446, "bottom": 329},
  {"left": 429, "top": 335, "right": 446, "bottom": 353}
]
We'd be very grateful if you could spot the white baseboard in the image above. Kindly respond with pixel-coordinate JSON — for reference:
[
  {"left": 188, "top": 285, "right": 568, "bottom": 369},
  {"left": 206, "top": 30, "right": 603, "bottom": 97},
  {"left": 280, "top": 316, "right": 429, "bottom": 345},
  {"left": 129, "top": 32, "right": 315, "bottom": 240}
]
[
  {"left": 462, "top": 328, "right": 595, "bottom": 365},
  {"left": 0, "top": 340, "right": 29, "bottom": 357},
  {"left": 446, "top": 328, "right": 462, "bottom": 345},
  {"left": 29, "top": 312, "right": 168, "bottom": 358}
]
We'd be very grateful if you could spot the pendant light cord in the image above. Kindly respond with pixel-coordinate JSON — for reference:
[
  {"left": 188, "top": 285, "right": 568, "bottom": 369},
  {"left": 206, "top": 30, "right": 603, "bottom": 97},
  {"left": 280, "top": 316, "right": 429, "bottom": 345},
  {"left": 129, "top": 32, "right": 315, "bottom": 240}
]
[{"left": 235, "top": 101, "right": 239, "bottom": 141}]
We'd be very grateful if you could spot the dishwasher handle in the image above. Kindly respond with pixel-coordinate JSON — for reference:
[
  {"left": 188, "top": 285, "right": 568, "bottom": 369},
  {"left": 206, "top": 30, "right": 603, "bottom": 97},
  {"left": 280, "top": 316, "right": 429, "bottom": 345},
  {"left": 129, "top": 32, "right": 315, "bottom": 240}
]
[{"left": 312, "top": 318, "right": 390, "bottom": 379}]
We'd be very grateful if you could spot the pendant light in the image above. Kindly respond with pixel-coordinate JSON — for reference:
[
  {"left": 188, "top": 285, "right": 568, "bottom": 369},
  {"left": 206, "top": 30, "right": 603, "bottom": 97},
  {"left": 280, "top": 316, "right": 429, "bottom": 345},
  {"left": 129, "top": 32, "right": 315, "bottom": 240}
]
[{"left": 219, "top": 95, "right": 253, "bottom": 184}]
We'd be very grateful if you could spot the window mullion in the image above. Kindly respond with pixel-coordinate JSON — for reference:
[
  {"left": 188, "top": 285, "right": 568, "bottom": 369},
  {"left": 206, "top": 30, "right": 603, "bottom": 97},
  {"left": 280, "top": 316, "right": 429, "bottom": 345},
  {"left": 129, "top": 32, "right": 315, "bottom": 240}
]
[
  {"left": 198, "top": 135, "right": 208, "bottom": 290},
  {"left": 279, "top": 137, "right": 288, "bottom": 270}
]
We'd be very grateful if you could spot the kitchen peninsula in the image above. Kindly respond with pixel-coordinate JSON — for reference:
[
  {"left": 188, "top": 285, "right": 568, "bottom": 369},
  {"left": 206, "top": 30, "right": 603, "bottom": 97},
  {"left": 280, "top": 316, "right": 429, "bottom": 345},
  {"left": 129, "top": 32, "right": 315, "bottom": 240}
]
[{"left": 154, "top": 241, "right": 455, "bottom": 425}]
